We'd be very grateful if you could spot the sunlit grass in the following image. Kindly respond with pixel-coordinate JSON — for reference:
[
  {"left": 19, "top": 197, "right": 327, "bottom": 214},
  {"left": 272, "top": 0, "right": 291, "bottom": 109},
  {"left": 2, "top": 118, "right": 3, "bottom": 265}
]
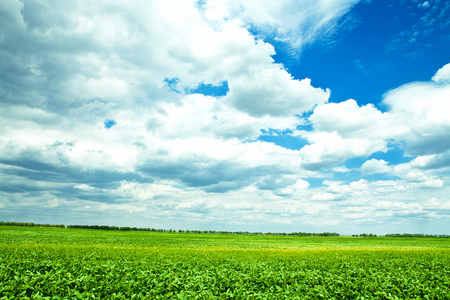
[{"left": 1, "top": 226, "right": 449, "bottom": 299}]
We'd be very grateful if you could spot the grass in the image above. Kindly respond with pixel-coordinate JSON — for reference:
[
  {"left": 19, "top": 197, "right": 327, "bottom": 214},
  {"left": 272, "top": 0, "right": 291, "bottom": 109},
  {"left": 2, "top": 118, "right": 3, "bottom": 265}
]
[{"left": 1, "top": 226, "right": 450, "bottom": 299}]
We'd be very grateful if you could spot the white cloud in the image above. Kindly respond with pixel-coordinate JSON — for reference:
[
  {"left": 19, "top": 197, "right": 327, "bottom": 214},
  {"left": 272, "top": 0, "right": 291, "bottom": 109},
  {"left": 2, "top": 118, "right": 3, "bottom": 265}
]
[
  {"left": 432, "top": 62, "right": 450, "bottom": 83},
  {"left": 298, "top": 63, "right": 450, "bottom": 171},
  {"left": 410, "top": 179, "right": 444, "bottom": 189},
  {"left": 299, "top": 131, "right": 386, "bottom": 170},
  {"left": 382, "top": 77, "right": 450, "bottom": 156},
  {"left": 425, "top": 198, "right": 450, "bottom": 210},
  {"left": 146, "top": 93, "right": 303, "bottom": 141},
  {"left": 410, "top": 150, "right": 450, "bottom": 170},
  {"left": 418, "top": 1, "right": 430, "bottom": 9},
  {"left": 225, "top": 69, "right": 330, "bottom": 117},
  {"left": 276, "top": 179, "right": 310, "bottom": 196},
  {"left": 360, "top": 159, "right": 391, "bottom": 174},
  {"left": 1, "top": 0, "right": 450, "bottom": 234},
  {"left": 311, "top": 192, "right": 337, "bottom": 201},
  {"left": 309, "top": 99, "right": 403, "bottom": 139},
  {"left": 402, "top": 171, "right": 444, "bottom": 189},
  {"left": 376, "top": 200, "right": 423, "bottom": 215},
  {"left": 296, "top": 99, "right": 400, "bottom": 170},
  {"left": 202, "top": 0, "right": 360, "bottom": 50},
  {"left": 332, "top": 166, "right": 351, "bottom": 173},
  {"left": 136, "top": 137, "right": 305, "bottom": 192}
]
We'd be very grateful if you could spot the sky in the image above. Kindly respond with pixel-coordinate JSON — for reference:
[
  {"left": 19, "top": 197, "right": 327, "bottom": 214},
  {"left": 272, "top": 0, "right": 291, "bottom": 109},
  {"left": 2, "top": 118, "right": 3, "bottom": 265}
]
[{"left": 1, "top": 0, "right": 450, "bottom": 235}]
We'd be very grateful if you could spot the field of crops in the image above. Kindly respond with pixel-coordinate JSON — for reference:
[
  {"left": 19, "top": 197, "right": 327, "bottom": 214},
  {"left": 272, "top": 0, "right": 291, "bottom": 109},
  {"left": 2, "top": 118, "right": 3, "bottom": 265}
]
[{"left": 1, "top": 226, "right": 449, "bottom": 299}]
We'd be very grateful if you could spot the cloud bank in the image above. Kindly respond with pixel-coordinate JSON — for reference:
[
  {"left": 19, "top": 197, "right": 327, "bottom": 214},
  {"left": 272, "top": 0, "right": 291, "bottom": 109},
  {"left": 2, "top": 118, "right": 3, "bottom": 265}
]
[{"left": 0, "top": 0, "right": 449, "bottom": 233}]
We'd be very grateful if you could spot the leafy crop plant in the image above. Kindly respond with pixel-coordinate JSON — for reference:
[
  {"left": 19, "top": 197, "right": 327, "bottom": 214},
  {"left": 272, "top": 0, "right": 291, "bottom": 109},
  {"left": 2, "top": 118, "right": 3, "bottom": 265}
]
[{"left": 1, "top": 226, "right": 449, "bottom": 299}]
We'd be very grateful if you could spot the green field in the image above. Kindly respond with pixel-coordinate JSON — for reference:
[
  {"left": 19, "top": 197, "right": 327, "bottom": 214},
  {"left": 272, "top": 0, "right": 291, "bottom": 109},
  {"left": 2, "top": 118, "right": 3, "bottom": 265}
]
[{"left": 1, "top": 226, "right": 449, "bottom": 299}]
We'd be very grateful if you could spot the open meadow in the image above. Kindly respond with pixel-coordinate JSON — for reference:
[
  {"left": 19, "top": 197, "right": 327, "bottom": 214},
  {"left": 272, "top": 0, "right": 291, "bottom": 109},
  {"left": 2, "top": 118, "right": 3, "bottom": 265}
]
[{"left": 1, "top": 226, "right": 449, "bottom": 299}]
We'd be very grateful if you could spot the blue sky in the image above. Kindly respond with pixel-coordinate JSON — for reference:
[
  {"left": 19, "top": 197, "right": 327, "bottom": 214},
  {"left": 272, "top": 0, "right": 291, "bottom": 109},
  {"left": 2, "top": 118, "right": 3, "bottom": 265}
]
[
  {"left": 1, "top": 0, "right": 450, "bottom": 234},
  {"left": 291, "top": 0, "right": 450, "bottom": 106}
]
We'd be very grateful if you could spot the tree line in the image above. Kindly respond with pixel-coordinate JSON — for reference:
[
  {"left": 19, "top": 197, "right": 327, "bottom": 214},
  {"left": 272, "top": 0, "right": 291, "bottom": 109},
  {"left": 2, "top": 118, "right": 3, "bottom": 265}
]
[
  {"left": 385, "top": 233, "right": 450, "bottom": 238},
  {"left": 351, "top": 233, "right": 378, "bottom": 237},
  {"left": 66, "top": 225, "right": 340, "bottom": 236},
  {"left": 1, "top": 221, "right": 339, "bottom": 236},
  {"left": 0, "top": 221, "right": 65, "bottom": 228},
  {"left": 2, "top": 221, "right": 449, "bottom": 238}
]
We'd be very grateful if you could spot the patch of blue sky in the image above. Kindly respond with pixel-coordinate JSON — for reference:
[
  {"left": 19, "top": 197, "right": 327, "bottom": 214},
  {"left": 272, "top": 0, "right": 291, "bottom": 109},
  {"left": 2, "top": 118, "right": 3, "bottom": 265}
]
[
  {"left": 269, "top": 0, "right": 450, "bottom": 109},
  {"left": 164, "top": 77, "right": 180, "bottom": 93},
  {"left": 344, "top": 149, "right": 414, "bottom": 170},
  {"left": 314, "top": 161, "right": 400, "bottom": 185},
  {"left": 104, "top": 119, "right": 117, "bottom": 129},
  {"left": 257, "top": 129, "right": 308, "bottom": 150},
  {"left": 164, "top": 78, "right": 229, "bottom": 97},
  {"left": 172, "top": 184, "right": 189, "bottom": 191},
  {"left": 368, "top": 149, "right": 414, "bottom": 164},
  {"left": 189, "top": 81, "right": 229, "bottom": 97},
  {"left": 304, "top": 177, "right": 324, "bottom": 188},
  {"left": 343, "top": 157, "right": 369, "bottom": 169},
  {"left": 295, "top": 120, "right": 314, "bottom": 131}
]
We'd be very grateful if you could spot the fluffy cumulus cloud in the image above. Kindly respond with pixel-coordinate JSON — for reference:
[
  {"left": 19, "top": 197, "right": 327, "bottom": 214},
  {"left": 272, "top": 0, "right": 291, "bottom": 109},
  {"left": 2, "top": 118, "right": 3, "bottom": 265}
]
[
  {"left": 0, "top": 0, "right": 449, "bottom": 233},
  {"left": 360, "top": 159, "right": 391, "bottom": 174},
  {"left": 297, "top": 69, "right": 450, "bottom": 171},
  {"left": 382, "top": 76, "right": 450, "bottom": 157},
  {"left": 295, "top": 100, "right": 396, "bottom": 170},
  {"left": 226, "top": 69, "right": 329, "bottom": 117},
  {"left": 432, "top": 63, "right": 450, "bottom": 83},
  {"left": 298, "top": 130, "right": 387, "bottom": 171}
]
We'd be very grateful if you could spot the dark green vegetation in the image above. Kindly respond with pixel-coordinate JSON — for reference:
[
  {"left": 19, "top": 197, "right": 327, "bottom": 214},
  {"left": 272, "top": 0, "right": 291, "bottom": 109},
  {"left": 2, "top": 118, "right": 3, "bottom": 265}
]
[
  {"left": 1, "top": 226, "right": 449, "bottom": 299},
  {"left": 0, "top": 221, "right": 340, "bottom": 236}
]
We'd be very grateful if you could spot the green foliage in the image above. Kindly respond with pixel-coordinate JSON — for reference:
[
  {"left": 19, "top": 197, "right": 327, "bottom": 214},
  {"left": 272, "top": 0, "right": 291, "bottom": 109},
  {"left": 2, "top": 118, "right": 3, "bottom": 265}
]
[
  {"left": 385, "top": 233, "right": 450, "bottom": 238},
  {"left": 1, "top": 220, "right": 341, "bottom": 236},
  {"left": 0, "top": 221, "right": 65, "bottom": 228},
  {"left": 1, "top": 226, "right": 449, "bottom": 299},
  {"left": 4, "top": 220, "right": 450, "bottom": 238}
]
